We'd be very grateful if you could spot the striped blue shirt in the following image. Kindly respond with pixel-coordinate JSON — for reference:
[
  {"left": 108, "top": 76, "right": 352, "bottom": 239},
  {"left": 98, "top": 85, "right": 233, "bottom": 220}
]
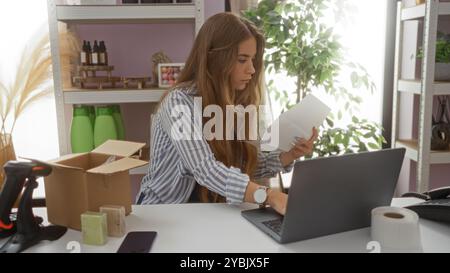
[{"left": 137, "top": 85, "right": 293, "bottom": 204}]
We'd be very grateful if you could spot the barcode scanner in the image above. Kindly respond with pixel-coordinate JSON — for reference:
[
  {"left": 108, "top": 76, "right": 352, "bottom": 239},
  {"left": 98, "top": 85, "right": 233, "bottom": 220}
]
[{"left": 0, "top": 161, "right": 67, "bottom": 253}]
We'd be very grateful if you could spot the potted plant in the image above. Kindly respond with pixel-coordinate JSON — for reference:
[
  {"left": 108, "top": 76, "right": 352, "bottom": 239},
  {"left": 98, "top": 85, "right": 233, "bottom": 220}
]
[
  {"left": 433, "top": 33, "right": 450, "bottom": 81},
  {"left": 418, "top": 32, "right": 450, "bottom": 81},
  {"left": 244, "top": 0, "right": 385, "bottom": 159}
]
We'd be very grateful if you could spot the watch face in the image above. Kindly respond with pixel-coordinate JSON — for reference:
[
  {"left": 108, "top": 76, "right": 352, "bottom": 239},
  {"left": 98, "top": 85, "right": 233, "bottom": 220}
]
[{"left": 254, "top": 188, "right": 267, "bottom": 204}]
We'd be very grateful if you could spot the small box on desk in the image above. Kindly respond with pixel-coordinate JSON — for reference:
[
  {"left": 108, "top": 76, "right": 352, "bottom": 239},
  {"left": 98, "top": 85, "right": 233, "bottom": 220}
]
[
  {"left": 81, "top": 211, "right": 108, "bottom": 246},
  {"left": 100, "top": 205, "right": 126, "bottom": 237},
  {"left": 29, "top": 140, "right": 147, "bottom": 230}
]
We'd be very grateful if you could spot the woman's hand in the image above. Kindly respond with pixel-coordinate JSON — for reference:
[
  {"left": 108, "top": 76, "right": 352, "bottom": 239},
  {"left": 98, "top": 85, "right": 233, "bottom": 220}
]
[
  {"left": 280, "top": 127, "right": 319, "bottom": 167},
  {"left": 266, "top": 189, "right": 288, "bottom": 215}
]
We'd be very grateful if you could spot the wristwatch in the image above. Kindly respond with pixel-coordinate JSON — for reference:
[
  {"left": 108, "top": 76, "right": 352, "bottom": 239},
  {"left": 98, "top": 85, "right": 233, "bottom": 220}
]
[{"left": 253, "top": 186, "right": 269, "bottom": 205}]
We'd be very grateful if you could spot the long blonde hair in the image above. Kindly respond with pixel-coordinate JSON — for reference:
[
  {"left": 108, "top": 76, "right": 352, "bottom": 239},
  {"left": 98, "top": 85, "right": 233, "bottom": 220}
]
[{"left": 161, "top": 12, "right": 265, "bottom": 202}]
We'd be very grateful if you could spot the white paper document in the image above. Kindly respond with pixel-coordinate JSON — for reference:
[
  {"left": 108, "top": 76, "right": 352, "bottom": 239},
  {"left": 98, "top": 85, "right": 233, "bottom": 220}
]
[{"left": 261, "top": 94, "right": 331, "bottom": 152}]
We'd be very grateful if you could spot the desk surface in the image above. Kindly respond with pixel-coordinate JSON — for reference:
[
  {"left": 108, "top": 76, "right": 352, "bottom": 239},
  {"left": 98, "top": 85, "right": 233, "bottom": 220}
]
[{"left": 4, "top": 198, "right": 450, "bottom": 253}]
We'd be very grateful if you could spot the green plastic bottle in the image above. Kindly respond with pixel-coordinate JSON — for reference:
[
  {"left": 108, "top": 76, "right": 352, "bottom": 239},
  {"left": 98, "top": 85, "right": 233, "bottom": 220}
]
[
  {"left": 88, "top": 105, "right": 96, "bottom": 129},
  {"left": 71, "top": 105, "right": 94, "bottom": 153},
  {"left": 111, "top": 105, "right": 126, "bottom": 140},
  {"left": 94, "top": 105, "right": 118, "bottom": 148}
]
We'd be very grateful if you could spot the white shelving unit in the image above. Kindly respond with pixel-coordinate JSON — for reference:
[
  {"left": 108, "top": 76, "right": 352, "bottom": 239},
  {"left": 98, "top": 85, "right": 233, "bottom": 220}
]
[
  {"left": 56, "top": 4, "right": 197, "bottom": 21},
  {"left": 47, "top": 0, "right": 204, "bottom": 175},
  {"left": 63, "top": 88, "right": 167, "bottom": 104},
  {"left": 392, "top": 0, "right": 450, "bottom": 192}
]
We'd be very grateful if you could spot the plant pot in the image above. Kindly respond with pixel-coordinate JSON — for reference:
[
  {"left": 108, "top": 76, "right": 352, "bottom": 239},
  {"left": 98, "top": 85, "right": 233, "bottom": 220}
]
[{"left": 435, "top": 63, "right": 450, "bottom": 81}]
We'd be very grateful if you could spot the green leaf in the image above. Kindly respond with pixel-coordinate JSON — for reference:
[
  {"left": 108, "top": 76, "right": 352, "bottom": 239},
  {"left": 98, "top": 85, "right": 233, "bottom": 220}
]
[
  {"left": 368, "top": 142, "right": 380, "bottom": 149},
  {"left": 344, "top": 102, "right": 349, "bottom": 110},
  {"left": 343, "top": 135, "right": 350, "bottom": 147},
  {"left": 358, "top": 142, "right": 368, "bottom": 151},
  {"left": 326, "top": 117, "right": 334, "bottom": 127},
  {"left": 351, "top": 72, "right": 359, "bottom": 88}
]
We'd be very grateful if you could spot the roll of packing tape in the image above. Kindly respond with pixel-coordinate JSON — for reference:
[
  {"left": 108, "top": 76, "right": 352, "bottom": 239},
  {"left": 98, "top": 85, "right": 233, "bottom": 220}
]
[{"left": 371, "top": 206, "right": 422, "bottom": 252}]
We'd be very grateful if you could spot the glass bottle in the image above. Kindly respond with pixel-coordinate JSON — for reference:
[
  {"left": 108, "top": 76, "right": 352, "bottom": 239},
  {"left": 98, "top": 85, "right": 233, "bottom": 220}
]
[{"left": 91, "top": 40, "right": 99, "bottom": 66}]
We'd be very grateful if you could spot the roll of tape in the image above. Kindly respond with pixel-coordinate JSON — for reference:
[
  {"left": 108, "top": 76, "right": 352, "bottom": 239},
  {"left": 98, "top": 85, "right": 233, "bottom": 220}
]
[{"left": 371, "top": 206, "right": 422, "bottom": 252}]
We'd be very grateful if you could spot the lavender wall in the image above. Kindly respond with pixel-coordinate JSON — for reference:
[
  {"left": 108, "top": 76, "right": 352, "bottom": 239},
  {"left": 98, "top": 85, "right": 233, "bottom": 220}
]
[{"left": 74, "top": 23, "right": 195, "bottom": 77}]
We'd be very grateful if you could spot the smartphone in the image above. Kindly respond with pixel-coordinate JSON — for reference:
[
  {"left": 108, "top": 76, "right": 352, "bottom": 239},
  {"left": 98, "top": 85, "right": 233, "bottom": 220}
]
[{"left": 116, "top": 231, "right": 157, "bottom": 253}]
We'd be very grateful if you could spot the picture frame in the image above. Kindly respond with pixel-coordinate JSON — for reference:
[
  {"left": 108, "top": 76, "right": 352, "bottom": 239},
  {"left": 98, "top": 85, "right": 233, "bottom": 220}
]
[{"left": 158, "top": 63, "right": 184, "bottom": 88}]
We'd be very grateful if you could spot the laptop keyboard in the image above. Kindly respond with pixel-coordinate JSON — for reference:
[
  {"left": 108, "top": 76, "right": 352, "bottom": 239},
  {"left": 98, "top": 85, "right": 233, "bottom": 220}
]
[{"left": 262, "top": 218, "right": 283, "bottom": 235}]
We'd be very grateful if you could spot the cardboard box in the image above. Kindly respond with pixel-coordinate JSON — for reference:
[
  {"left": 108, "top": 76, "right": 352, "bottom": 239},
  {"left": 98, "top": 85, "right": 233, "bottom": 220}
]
[{"left": 32, "top": 140, "right": 147, "bottom": 230}]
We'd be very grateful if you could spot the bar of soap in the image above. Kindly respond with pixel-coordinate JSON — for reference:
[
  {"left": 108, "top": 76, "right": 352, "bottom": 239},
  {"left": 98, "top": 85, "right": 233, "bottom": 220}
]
[
  {"left": 100, "top": 205, "right": 126, "bottom": 237},
  {"left": 81, "top": 211, "right": 108, "bottom": 245}
]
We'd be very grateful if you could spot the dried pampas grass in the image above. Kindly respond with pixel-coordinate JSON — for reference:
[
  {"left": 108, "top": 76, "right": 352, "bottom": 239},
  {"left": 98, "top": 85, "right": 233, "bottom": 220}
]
[{"left": 0, "top": 25, "right": 80, "bottom": 139}]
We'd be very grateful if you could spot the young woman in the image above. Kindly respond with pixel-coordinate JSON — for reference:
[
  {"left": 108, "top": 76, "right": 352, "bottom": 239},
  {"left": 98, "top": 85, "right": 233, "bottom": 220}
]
[{"left": 136, "top": 12, "right": 318, "bottom": 215}]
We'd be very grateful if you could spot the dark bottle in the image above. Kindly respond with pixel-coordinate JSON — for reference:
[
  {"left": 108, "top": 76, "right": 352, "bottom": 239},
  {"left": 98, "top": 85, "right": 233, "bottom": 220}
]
[
  {"left": 86, "top": 41, "right": 92, "bottom": 65},
  {"left": 99, "top": 41, "right": 108, "bottom": 66},
  {"left": 80, "top": 40, "right": 88, "bottom": 65},
  {"left": 91, "top": 40, "right": 99, "bottom": 66}
]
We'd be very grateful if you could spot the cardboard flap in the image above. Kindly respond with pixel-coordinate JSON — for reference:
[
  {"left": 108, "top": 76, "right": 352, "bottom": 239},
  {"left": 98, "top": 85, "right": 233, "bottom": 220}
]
[
  {"left": 87, "top": 157, "right": 148, "bottom": 175},
  {"left": 20, "top": 157, "right": 83, "bottom": 171},
  {"left": 92, "top": 140, "right": 146, "bottom": 157},
  {"left": 50, "top": 153, "right": 88, "bottom": 163}
]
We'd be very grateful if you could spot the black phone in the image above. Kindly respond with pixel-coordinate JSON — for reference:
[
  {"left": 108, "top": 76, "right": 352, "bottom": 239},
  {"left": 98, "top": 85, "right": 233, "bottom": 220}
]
[
  {"left": 403, "top": 186, "right": 450, "bottom": 223},
  {"left": 116, "top": 231, "right": 157, "bottom": 253}
]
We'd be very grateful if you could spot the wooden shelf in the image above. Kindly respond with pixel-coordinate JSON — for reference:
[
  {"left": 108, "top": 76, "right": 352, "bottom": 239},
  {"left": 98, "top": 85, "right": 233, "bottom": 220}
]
[
  {"left": 56, "top": 4, "right": 196, "bottom": 22},
  {"left": 63, "top": 88, "right": 166, "bottom": 104},
  {"left": 395, "top": 139, "right": 450, "bottom": 164}
]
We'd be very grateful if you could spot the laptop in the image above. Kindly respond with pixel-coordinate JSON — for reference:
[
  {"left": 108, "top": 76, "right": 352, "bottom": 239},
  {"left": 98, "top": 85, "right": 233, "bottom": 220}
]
[{"left": 241, "top": 148, "right": 406, "bottom": 244}]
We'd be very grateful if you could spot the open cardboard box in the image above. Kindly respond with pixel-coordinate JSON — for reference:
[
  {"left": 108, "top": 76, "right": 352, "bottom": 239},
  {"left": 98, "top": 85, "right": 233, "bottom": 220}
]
[{"left": 30, "top": 140, "right": 147, "bottom": 230}]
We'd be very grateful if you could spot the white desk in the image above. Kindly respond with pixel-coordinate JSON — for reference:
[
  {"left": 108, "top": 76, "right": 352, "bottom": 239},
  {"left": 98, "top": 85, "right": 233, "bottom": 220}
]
[{"left": 3, "top": 198, "right": 450, "bottom": 253}]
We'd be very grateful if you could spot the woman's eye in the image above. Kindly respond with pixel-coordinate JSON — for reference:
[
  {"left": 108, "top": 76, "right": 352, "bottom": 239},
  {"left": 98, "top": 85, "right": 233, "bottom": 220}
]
[{"left": 238, "top": 59, "right": 247, "bottom": 64}]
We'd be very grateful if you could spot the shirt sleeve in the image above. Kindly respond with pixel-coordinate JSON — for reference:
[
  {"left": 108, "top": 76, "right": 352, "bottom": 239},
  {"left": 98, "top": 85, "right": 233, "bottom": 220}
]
[
  {"left": 252, "top": 150, "right": 295, "bottom": 180},
  {"left": 159, "top": 91, "right": 249, "bottom": 204}
]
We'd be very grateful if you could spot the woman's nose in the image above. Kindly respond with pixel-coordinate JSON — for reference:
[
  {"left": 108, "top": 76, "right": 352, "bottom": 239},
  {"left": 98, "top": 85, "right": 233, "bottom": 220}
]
[{"left": 247, "top": 62, "right": 255, "bottom": 75}]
